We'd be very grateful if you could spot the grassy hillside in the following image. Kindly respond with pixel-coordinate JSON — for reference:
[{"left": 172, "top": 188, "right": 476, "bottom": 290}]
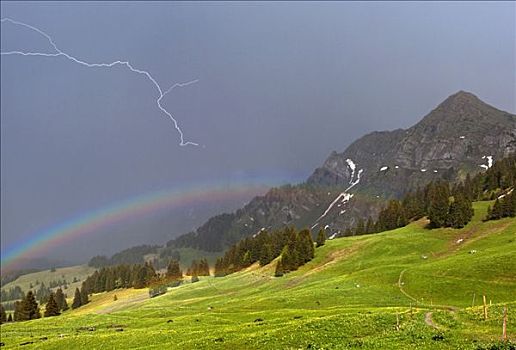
[
  {"left": 1, "top": 201, "right": 515, "bottom": 349},
  {"left": 1, "top": 265, "right": 96, "bottom": 296}
]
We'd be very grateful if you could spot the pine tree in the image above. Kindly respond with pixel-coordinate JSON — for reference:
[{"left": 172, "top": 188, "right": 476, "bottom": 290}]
[
  {"left": 72, "top": 288, "right": 82, "bottom": 309},
  {"left": 214, "top": 257, "right": 226, "bottom": 277},
  {"left": 490, "top": 199, "right": 503, "bottom": 220},
  {"left": 241, "top": 251, "right": 252, "bottom": 267},
  {"left": 14, "top": 300, "right": 23, "bottom": 321},
  {"left": 105, "top": 270, "right": 115, "bottom": 292},
  {"left": 0, "top": 303, "right": 6, "bottom": 324},
  {"left": 428, "top": 181, "right": 450, "bottom": 228},
  {"left": 80, "top": 285, "right": 89, "bottom": 305},
  {"left": 199, "top": 258, "right": 210, "bottom": 276},
  {"left": 274, "top": 258, "right": 285, "bottom": 277},
  {"left": 55, "top": 288, "right": 68, "bottom": 312},
  {"left": 259, "top": 243, "right": 274, "bottom": 266},
  {"left": 166, "top": 260, "right": 183, "bottom": 281},
  {"left": 144, "top": 262, "right": 157, "bottom": 285},
  {"left": 188, "top": 260, "right": 199, "bottom": 276},
  {"left": 22, "top": 291, "right": 41, "bottom": 320},
  {"left": 316, "top": 228, "right": 326, "bottom": 247},
  {"left": 297, "top": 229, "right": 314, "bottom": 263},
  {"left": 279, "top": 245, "right": 293, "bottom": 272},
  {"left": 44, "top": 292, "right": 60, "bottom": 317}
]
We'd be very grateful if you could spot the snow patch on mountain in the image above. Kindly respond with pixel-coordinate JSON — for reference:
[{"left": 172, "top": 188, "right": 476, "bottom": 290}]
[
  {"left": 480, "top": 155, "right": 494, "bottom": 170},
  {"left": 318, "top": 192, "right": 354, "bottom": 220},
  {"left": 498, "top": 188, "right": 514, "bottom": 199},
  {"left": 346, "top": 158, "right": 356, "bottom": 184}
]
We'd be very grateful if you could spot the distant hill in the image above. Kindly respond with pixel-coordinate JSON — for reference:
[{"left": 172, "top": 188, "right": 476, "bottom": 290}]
[
  {"left": 162, "top": 91, "right": 515, "bottom": 253},
  {"left": 1, "top": 257, "right": 74, "bottom": 282}
]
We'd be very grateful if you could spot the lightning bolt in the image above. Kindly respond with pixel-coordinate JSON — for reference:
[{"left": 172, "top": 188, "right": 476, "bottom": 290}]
[{"left": 1, "top": 17, "right": 199, "bottom": 147}]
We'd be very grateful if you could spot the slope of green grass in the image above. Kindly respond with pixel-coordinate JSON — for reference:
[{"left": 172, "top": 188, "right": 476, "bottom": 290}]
[
  {"left": 1, "top": 265, "right": 96, "bottom": 295},
  {"left": 1, "top": 201, "right": 515, "bottom": 349}
]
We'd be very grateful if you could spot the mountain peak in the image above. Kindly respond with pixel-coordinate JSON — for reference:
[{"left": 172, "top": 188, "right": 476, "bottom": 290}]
[
  {"left": 438, "top": 90, "right": 481, "bottom": 109},
  {"left": 417, "top": 90, "right": 511, "bottom": 129}
]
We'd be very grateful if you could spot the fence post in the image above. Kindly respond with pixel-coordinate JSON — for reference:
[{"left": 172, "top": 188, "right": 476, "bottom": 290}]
[
  {"left": 483, "top": 295, "right": 488, "bottom": 320},
  {"left": 502, "top": 306, "right": 507, "bottom": 341}
]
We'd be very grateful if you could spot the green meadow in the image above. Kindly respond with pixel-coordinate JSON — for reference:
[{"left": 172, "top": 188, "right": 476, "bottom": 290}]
[
  {"left": 1, "top": 201, "right": 515, "bottom": 349},
  {"left": 2, "top": 265, "right": 96, "bottom": 296}
]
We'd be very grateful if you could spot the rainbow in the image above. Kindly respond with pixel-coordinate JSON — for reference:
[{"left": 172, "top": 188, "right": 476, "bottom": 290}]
[{"left": 1, "top": 179, "right": 292, "bottom": 271}]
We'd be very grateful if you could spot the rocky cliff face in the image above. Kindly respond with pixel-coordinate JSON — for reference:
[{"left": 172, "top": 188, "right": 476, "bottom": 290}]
[{"left": 167, "top": 91, "right": 516, "bottom": 251}]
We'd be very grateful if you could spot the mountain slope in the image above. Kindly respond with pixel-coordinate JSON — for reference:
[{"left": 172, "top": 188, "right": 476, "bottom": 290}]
[
  {"left": 164, "top": 91, "right": 515, "bottom": 252},
  {"left": 2, "top": 202, "right": 515, "bottom": 349}
]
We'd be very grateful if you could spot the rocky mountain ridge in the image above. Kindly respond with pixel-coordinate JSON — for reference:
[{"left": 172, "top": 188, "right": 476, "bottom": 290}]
[{"left": 165, "top": 91, "right": 515, "bottom": 251}]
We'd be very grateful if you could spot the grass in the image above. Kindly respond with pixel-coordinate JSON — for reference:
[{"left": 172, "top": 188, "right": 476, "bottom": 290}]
[
  {"left": 1, "top": 265, "right": 96, "bottom": 296},
  {"left": 1, "top": 201, "right": 515, "bottom": 349}
]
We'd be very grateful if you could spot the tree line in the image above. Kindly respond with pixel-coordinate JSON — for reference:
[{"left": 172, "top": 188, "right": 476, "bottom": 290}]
[
  {"left": 343, "top": 154, "right": 516, "bottom": 236},
  {"left": 0, "top": 287, "right": 69, "bottom": 323},
  {"left": 78, "top": 258, "right": 212, "bottom": 302},
  {"left": 186, "top": 258, "right": 210, "bottom": 277},
  {"left": 213, "top": 226, "right": 322, "bottom": 278},
  {"left": 486, "top": 190, "right": 516, "bottom": 221},
  {"left": 1, "top": 286, "right": 24, "bottom": 302},
  {"left": 82, "top": 262, "right": 158, "bottom": 293}
]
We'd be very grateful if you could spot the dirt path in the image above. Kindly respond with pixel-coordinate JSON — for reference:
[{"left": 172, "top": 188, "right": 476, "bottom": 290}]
[
  {"left": 424, "top": 312, "right": 439, "bottom": 329},
  {"left": 398, "top": 269, "right": 418, "bottom": 302}
]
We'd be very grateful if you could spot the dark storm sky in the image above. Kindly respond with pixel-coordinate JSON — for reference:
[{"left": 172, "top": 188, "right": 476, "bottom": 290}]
[{"left": 1, "top": 2, "right": 515, "bottom": 263}]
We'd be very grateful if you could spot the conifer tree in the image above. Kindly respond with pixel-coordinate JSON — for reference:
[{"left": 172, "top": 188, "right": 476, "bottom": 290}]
[
  {"left": 44, "top": 292, "right": 60, "bottom": 317},
  {"left": 199, "top": 258, "right": 210, "bottom": 276},
  {"left": 166, "top": 260, "right": 183, "bottom": 281},
  {"left": 259, "top": 243, "right": 274, "bottom": 266},
  {"left": 316, "top": 228, "right": 326, "bottom": 247},
  {"left": 279, "top": 245, "right": 293, "bottom": 272},
  {"left": 188, "top": 260, "right": 199, "bottom": 276},
  {"left": 446, "top": 191, "right": 473, "bottom": 228},
  {"left": 241, "top": 251, "right": 252, "bottom": 267},
  {"left": 22, "top": 291, "right": 41, "bottom": 320},
  {"left": 214, "top": 257, "right": 224, "bottom": 277},
  {"left": 297, "top": 229, "right": 314, "bottom": 263},
  {"left": 428, "top": 181, "right": 450, "bottom": 228},
  {"left": 55, "top": 287, "right": 68, "bottom": 312},
  {"left": 144, "top": 262, "right": 157, "bottom": 285},
  {"left": 13, "top": 300, "right": 23, "bottom": 321},
  {"left": 274, "top": 258, "right": 285, "bottom": 277},
  {"left": 490, "top": 199, "right": 503, "bottom": 220},
  {"left": 80, "top": 285, "right": 89, "bottom": 305},
  {"left": 72, "top": 288, "right": 82, "bottom": 309}
]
